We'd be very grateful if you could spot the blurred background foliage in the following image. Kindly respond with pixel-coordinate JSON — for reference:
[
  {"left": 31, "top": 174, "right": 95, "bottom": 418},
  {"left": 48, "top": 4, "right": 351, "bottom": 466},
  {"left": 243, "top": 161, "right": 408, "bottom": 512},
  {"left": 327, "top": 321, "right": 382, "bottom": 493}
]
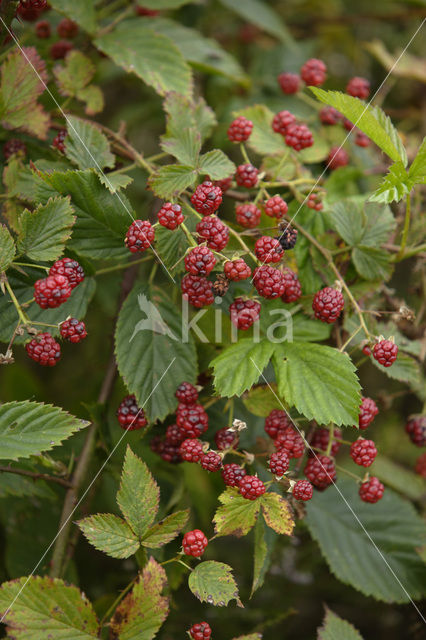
[{"left": 0, "top": 1, "right": 425, "bottom": 638}]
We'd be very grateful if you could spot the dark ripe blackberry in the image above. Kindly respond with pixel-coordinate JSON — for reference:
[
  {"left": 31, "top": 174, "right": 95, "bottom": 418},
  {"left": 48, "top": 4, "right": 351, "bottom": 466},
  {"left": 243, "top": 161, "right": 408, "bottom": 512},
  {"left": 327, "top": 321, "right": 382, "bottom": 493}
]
[
  {"left": 116, "top": 394, "right": 148, "bottom": 430},
  {"left": 277, "top": 225, "right": 298, "bottom": 250},
  {"left": 175, "top": 381, "right": 198, "bottom": 405},
  {"left": 214, "top": 427, "right": 239, "bottom": 450}
]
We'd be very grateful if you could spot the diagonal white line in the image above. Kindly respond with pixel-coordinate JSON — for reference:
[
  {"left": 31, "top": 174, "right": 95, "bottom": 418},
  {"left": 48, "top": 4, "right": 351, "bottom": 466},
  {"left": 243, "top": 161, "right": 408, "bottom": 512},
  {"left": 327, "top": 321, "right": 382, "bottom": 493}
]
[
  {"left": 249, "top": 356, "right": 426, "bottom": 624},
  {"left": 0, "top": 357, "right": 177, "bottom": 623},
  {"left": 0, "top": 17, "right": 176, "bottom": 284},
  {"left": 254, "top": 18, "right": 426, "bottom": 270}
]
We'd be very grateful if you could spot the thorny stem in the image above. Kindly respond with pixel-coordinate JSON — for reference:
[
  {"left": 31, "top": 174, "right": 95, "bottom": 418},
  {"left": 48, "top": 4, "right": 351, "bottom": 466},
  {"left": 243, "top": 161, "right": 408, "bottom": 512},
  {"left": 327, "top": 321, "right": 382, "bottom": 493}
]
[
  {"left": 396, "top": 193, "right": 412, "bottom": 260},
  {"left": 181, "top": 222, "right": 198, "bottom": 247},
  {"left": 0, "top": 466, "right": 72, "bottom": 488},
  {"left": 335, "top": 464, "right": 362, "bottom": 483},
  {"left": 4, "top": 279, "right": 30, "bottom": 326},
  {"left": 240, "top": 143, "right": 251, "bottom": 165}
]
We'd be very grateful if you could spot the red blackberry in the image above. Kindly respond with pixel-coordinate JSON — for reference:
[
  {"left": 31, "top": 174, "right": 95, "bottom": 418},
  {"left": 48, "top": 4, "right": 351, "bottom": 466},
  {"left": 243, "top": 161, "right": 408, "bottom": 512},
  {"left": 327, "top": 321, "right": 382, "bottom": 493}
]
[
  {"left": 116, "top": 394, "right": 147, "bottom": 430},
  {"left": 175, "top": 381, "right": 198, "bottom": 405},
  {"left": 277, "top": 225, "right": 298, "bottom": 250},
  {"left": 165, "top": 423, "right": 186, "bottom": 446},
  {"left": 292, "top": 479, "right": 313, "bottom": 501},
  {"left": 191, "top": 181, "right": 222, "bottom": 215},
  {"left": 255, "top": 236, "right": 283, "bottom": 263},
  {"left": 359, "top": 396, "right": 378, "bottom": 430},
  {"left": 3, "top": 139, "right": 26, "bottom": 160},
  {"left": 278, "top": 72, "right": 300, "bottom": 94},
  {"left": 342, "top": 117, "right": 355, "bottom": 132},
  {"left": 253, "top": 265, "right": 286, "bottom": 299},
  {"left": 59, "top": 318, "right": 87, "bottom": 343},
  {"left": 300, "top": 58, "right": 327, "bottom": 86},
  {"left": 265, "top": 409, "right": 291, "bottom": 439},
  {"left": 229, "top": 297, "right": 261, "bottom": 331},
  {"left": 185, "top": 245, "right": 216, "bottom": 277},
  {"left": 355, "top": 131, "right": 370, "bottom": 147},
  {"left": 50, "top": 40, "right": 73, "bottom": 60},
  {"left": 52, "top": 129, "right": 67, "bottom": 153},
  {"left": 214, "top": 428, "right": 239, "bottom": 451},
  {"left": 327, "top": 147, "right": 349, "bottom": 170},
  {"left": 182, "top": 529, "right": 208, "bottom": 557},
  {"left": 359, "top": 477, "right": 384, "bottom": 503},
  {"left": 135, "top": 6, "right": 159, "bottom": 16},
  {"left": 312, "top": 286, "right": 344, "bottom": 323},
  {"left": 415, "top": 453, "right": 426, "bottom": 478},
  {"left": 35, "top": 19, "right": 50, "bottom": 38},
  {"left": 275, "top": 427, "right": 305, "bottom": 459},
  {"left": 372, "top": 339, "right": 398, "bottom": 367},
  {"left": 269, "top": 450, "right": 290, "bottom": 477},
  {"left": 196, "top": 216, "right": 229, "bottom": 251},
  {"left": 160, "top": 440, "right": 182, "bottom": 464},
  {"left": 26, "top": 332, "right": 61, "bottom": 366},
  {"left": 310, "top": 427, "right": 342, "bottom": 457},
  {"left": 176, "top": 403, "right": 209, "bottom": 437},
  {"left": 239, "top": 475, "right": 266, "bottom": 500},
  {"left": 49, "top": 258, "right": 84, "bottom": 289},
  {"left": 227, "top": 116, "right": 253, "bottom": 143},
  {"left": 405, "top": 416, "right": 426, "bottom": 447},
  {"left": 264, "top": 195, "right": 288, "bottom": 218},
  {"left": 280, "top": 267, "right": 302, "bottom": 303},
  {"left": 179, "top": 438, "right": 204, "bottom": 463},
  {"left": 362, "top": 344, "right": 372, "bottom": 356},
  {"left": 221, "top": 463, "right": 246, "bottom": 487},
  {"left": 157, "top": 202, "right": 184, "bottom": 229},
  {"left": 350, "top": 438, "right": 377, "bottom": 467},
  {"left": 346, "top": 76, "right": 370, "bottom": 99},
  {"left": 235, "top": 163, "right": 259, "bottom": 188},
  {"left": 319, "top": 106, "right": 341, "bottom": 125},
  {"left": 57, "top": 18, "right": 78, "bottom": 38},
  {"left": 285, "top": 124, "right": 314, "bottom": 151},
  {"left": 235, "top": 203, "right": 261, "bottom": 228},
  {"left": 181, "top": 274, "right": 214, "bottom": 308},
  {"left": 307, "top": 193, "right": 323, "bottom": 211},
  {"left": 272, "top": 110, "right": 296, "bottom": 136},
  {"left": 17, "top": 0, "right": 47, "bottom": 20},
  {"left": 189, "top": 622, "right": 212, "bottom": 640},
  {"left": 34, "top": 275, "right": 71, "bottom": 309},
  {"left": 125, "top": 220, "right": 155, "bottom": 253},
  {"left": 304, "top": 455, "right": 336, "bottom": 490},
  {"left": 200, "top": 451, "right": 222, "bottom": 472},
  {"left": 224, "top": 259, "right": 251, "bottom": 281},
  {"left": 213, "top": 176, "right": 233, "bottom": 192}
]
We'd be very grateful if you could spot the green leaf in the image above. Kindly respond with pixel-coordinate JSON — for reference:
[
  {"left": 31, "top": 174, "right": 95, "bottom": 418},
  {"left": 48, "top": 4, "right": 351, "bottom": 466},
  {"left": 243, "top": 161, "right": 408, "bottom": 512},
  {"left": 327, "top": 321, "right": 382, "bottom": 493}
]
[
  {"left": 149, "top": 164, "right": 197, "bottom": 200},
  {"left": 188, "top": 561, "right": 241, "bottom": 607},
  {"left": 115, "top": 284, "right": 198, "bottom": 422},
  {"left": 78, "top": 513, "right": 140, "bottom": 559},
  {"left": 148, "top": 17, "right": 248, "bottom": 85},
  {"left": 137, "top": 0, "right": 192, "bottom": 6},
  {"left": 408, "top": 136, "right": 426, "bottom": 185},
  {"left": 310, "top": 88, "right": 407, "bottom": 166},
  {"left": 369, "top": 162, "right": 412, "bottom": 203},
  {"left": 371, "top": 351, "right": 421, "bottom": 387},
  {"left": 163, "top": 93, "right": 216, "bottom": 145},
  {"left": 273, "top": 342, "right": 361, "bottom": 426},
  {"left": 110, "top": 557, "right": 169, "bottom": 640},
  {"left": 352, "top": 246, "right": 393, "bottom": 281},
  {"left": 0, "top": 271, "right": 96, "bottom": 344},
  {"left": 141, "top": 510, "right": 189, "bottom": 548},
  {"left": 0, "top": 224, "right": 15, "bottom": 272},
  {"left": 252, "top": 516, "right": 275, "bottom": 596},
  {"left": 211, "top": 339, "right": 275, "bottom": 398},
  {"left": 214, "top": 487, "right": 260, "bottom": 537},
  {"left": 218, "top": 0, "right": 296, "bottom": 46},
  {"left": 38, "top": 169, "right": 131, "bottom": 260},
  {"left": 359, "top": 202, "right": 396, "bottom": 246},
  {"left": 117, "top": 446, "right": 160, "bottom": 539},
  {"left": 155, "top": 208, "right": 196, "bottom": 274},
  {"left": 306, "top": 478, "right": 426, "bottom": 602},
  {"left": 17, "top": 196, "right": 75, "bottom": 262},
  {"left": 99, "top": 172, "right": 133, "bottom": 193},
  {"left": 0, "top": 472, "right": 55, "bottom": 500},
  {"left": 65, "top": 116, "right": 115, "bottom": 171},
  {"left": 291, "top": 314, "right": 332, "bottom": 342},
  {"left": 95, "top": 21, "right": 192, "bottom": 97},
  {"left": 76, "top": 84, "right": 104, "bottom": 116},
  {"left": 232, "top": 636, "right": 262, "bottom": 640},
  {"left": 161, "top": 127, "right": 201, "bottom": 167},
  {"left": 235, "top": 105, "right": 287, "bottom": 156},
  {"left": 0, "top": 47, "right": 49, "bottom": 139},
  {"left": 53, "top": 50, "right": 95, "bottom": 96},
  {"left": 0, "top": 576, "right": 99, "bottom": 639},
  {"left": 242, "top": 385, "right": 282, "bottom": 417},
  {"left": 298, "top": 135, "right": 329, "bottom": 163},
  {"left": 48, "top": 0, "right": 96, "bottom": 34},
  {"left": 260, "top": 492, "right": 294, "bottom": 535},
  {"left": 327, "top": 201, "right": 364, "bottom": 246},
  {"left": 0, "top": 400, "right": 89, "bottom": 462},
  {"left": 199, "top": 149, "right": 236, "bottom": 180},
  {"left": 318, "top": 608, "right": 363, "bottom": 640},
  {"left": 372, "top": 456, "right": 426, "bottom": 502}
]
